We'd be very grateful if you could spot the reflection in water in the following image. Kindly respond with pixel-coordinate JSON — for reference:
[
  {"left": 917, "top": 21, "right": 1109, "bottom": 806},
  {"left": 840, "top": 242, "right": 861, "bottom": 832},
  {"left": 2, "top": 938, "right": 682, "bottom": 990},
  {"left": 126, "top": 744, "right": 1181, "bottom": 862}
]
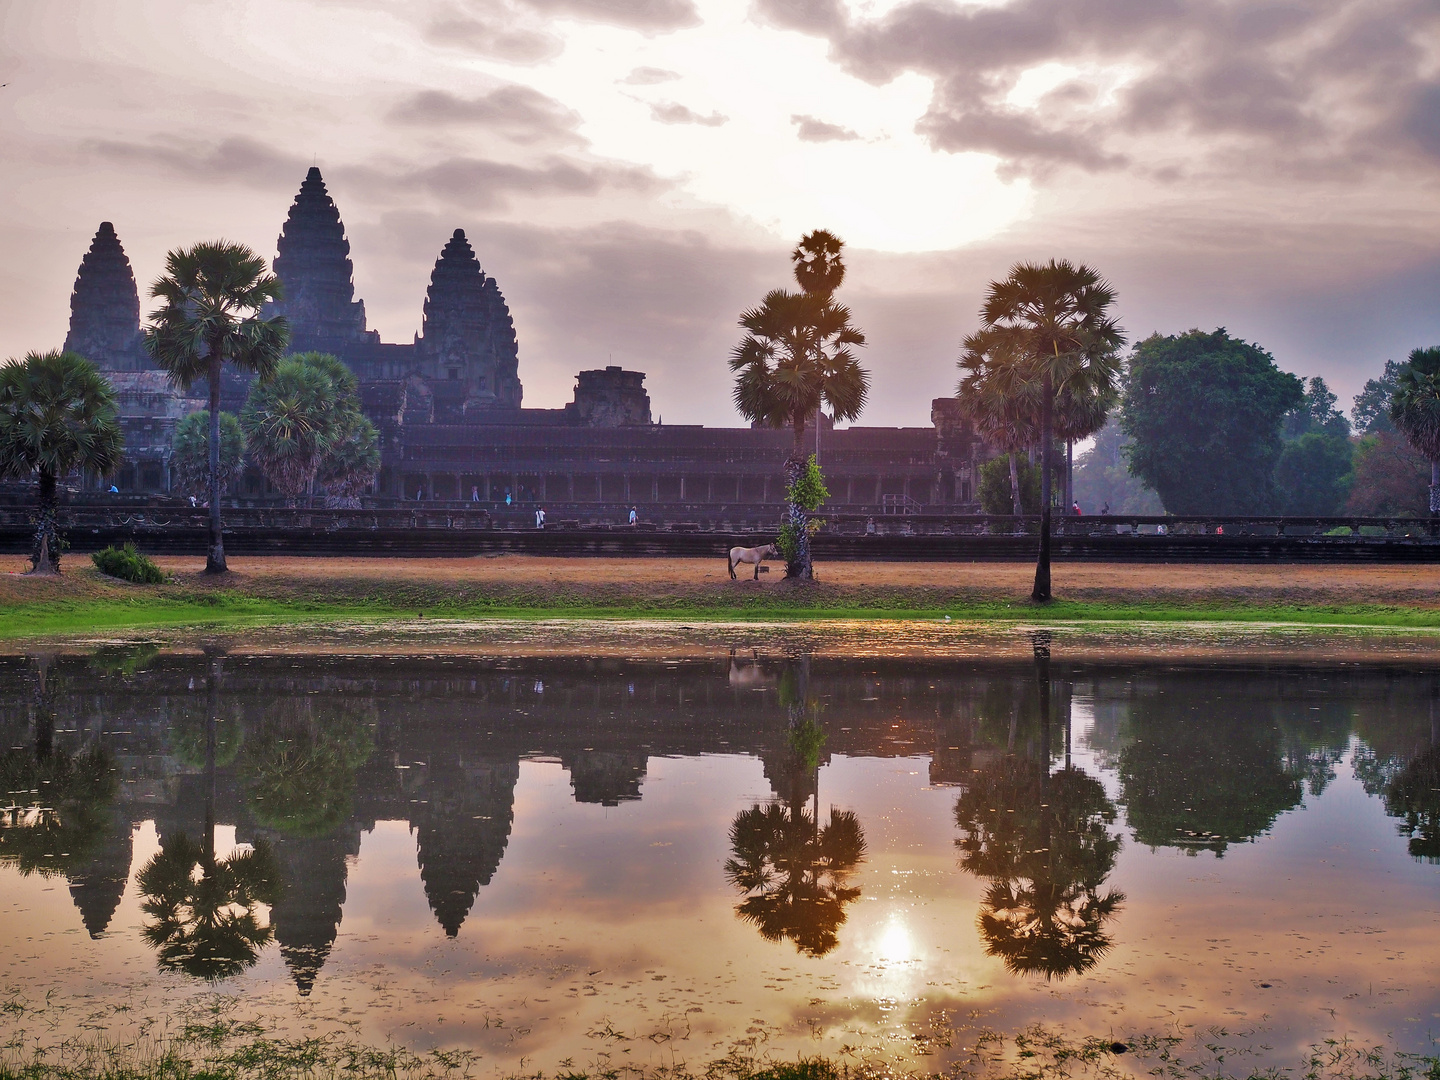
[
  {"left": 726, "top": 657, "right": 867, "bottom": 956},
  {"left": 137, "top": 832, "right": 281, "bottom": 980},
  {"left": 954, "top": 636, "right": 1124, "bottom": 979},
  {"left": 2, "top": 645, "right": 1440, "bottom": 1023}
]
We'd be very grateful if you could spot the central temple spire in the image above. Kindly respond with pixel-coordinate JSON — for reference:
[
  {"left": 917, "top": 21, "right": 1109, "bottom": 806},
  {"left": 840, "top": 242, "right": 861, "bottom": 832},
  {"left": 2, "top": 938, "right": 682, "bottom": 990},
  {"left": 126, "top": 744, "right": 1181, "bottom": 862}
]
[
  {"left": 270, "top": 167, "right": 373, "bottom": 351},
  {"left": 64, "top": 221, "right": 147, "bottom": 371}
]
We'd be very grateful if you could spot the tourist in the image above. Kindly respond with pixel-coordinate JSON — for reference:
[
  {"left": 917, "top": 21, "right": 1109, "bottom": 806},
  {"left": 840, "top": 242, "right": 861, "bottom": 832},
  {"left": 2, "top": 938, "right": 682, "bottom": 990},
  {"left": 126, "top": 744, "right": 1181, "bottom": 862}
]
[
  {"left": 628, "top": 506, "right": 638, "bottom": 525},
  {"left": 108, "top": 484, "right": 118, "bottom": 493},
  {"left": 471, "top": 486, "right": 480, "bottom": 502},
  {"left": 536, "top": 507, "right": 546, "bottom": 529},
  {"left": 1100, "top": 501, "right": 1110, "bottom": 515},
  {"left": 865, "top": 517, "right": 876, "bottom": 535},
  {"left": 1072, "top": 501, "right": 1082, "bottom": 515},
  {"left": 505, "top": 489, "right": 512, "bottom": 506}
]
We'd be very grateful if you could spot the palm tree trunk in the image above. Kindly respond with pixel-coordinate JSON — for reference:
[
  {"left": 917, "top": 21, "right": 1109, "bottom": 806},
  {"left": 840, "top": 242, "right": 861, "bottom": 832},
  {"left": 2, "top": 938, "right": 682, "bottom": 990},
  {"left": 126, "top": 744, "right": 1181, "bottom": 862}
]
[
  {"left": 30, "top": 468, "right": 59, "bottom": 575},
  {"left": 1033, "top": 373, "right": 1053, "bottom": 602},
  {"left": 1430, "top": 459, "right": 1438, "bottom": 537},
  {"left": 206, "top": 353, "right": 227, "bottom": 574},
  {"left": 204, "top": 653, "right": 222, "bottom": 868},
  {"left": 1008, "top": 453, "right": 1021, "bottom": 516},
  {"left": 785, "top": 415, "right": 812, "bottom": 581},
  {"left": 1065, "top": 439, "right": 1074, "bottom": 515}
]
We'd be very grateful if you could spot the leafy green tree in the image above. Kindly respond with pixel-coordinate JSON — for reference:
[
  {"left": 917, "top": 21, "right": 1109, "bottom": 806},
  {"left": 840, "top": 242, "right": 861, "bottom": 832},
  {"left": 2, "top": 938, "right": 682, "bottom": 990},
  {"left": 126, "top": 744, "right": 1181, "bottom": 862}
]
[
  {"left": 0, "top": 350, "right": 123, "bottom": 573},
  {"left": 978, "top": 454, "right": 1041, "bottom": 515},
  {"left": 963, "top": 261, "right": 1124, "bottom": 601},
  {"left": 1283, "top": 376, "right": 1350, "bottom": 440},
  {"left": 240, "top": 356, "right": 336, "bottom": 505},
  {"left": 171, "top": 410, "right": 244, "bottom": 502},
  {"left": 144, "top": 242, "right": 288, "bottom": 573},
  {"left": 1352, "top": 360, "right": 1406, "bottom": 435},
  {"left": 731, "top": 231, "right": 868, "bottom": 580},
  {"left": 1275, "top": 432, "right": 1354, "bottom": 515},
  {"left": 1072, "top": 417, "right": 1162, "bottom": 514},
  {"left": 1389, "top": 346, "right": 1440, "bottom": 511},
  {"left": 1121, "top": 329, "right": 1304, "bottom": 514},
  {"left": 1345, "top": 430, "right": 1429, "bottom": 515}
]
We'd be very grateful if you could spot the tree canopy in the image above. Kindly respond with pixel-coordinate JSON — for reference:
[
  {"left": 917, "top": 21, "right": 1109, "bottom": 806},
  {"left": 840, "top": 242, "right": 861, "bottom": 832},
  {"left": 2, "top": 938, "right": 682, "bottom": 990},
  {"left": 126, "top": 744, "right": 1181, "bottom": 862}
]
[
  {"left": 171, "top": 410, "right": 244, "bottom": 501},
  {"left": 1121, "top": 329, "right": 1304, "bottom": 515}
]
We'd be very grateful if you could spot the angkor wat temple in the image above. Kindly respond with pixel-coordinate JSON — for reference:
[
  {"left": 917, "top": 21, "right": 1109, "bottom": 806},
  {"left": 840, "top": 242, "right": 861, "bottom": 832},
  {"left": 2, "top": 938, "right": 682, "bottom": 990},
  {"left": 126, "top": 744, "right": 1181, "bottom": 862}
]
[{"left": 64, "top": 168, "right": 981, "bottom": 511}]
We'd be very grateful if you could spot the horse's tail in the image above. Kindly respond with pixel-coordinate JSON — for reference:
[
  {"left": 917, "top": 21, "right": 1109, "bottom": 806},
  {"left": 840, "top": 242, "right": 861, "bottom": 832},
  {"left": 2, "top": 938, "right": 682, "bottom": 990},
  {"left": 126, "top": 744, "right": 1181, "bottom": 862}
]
[{"left": 725, "top": 548, "right": 734, "bottom": 577}]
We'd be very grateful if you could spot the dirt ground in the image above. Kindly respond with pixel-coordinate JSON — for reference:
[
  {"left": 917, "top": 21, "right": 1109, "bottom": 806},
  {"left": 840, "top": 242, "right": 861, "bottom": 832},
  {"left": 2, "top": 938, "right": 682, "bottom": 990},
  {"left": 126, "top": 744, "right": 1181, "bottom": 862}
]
[{"left": 4, "top": 553, "right": 1439, "bottom": 609}]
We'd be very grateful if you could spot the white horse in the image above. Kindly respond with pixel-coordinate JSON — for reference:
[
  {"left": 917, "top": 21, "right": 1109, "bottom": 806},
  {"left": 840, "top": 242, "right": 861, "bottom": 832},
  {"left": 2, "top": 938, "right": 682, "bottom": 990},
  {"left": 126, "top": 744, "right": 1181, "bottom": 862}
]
[{"left": 728, "top": 543, "right": 778, "bottom": 580}]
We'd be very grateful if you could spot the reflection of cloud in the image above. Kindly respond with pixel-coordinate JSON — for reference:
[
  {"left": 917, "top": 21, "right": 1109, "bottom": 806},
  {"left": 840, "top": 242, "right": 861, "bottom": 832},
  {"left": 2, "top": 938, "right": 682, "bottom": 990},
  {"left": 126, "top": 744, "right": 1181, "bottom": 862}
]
[
  {"left": 791, "top": 114, "right": 860, "bottom": 143},
  {"left": 649, "top": 101, "right": 728, "bottom": 127}
]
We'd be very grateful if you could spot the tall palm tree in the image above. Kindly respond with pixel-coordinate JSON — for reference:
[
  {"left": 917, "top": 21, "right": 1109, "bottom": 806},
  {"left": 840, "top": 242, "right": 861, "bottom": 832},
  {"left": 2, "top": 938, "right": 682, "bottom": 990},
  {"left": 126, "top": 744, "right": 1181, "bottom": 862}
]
[
  {"left": 968, "top": 261, "right": 1124, "bottom": 601},
  {"left": 0, "top": 350, "right": 123, "bottom": 574},
  {"left": 144, "top": 242, "right": 288, "bottom": 573},
  {"left": 730, "top": 231, "right": 868, "bottom": 580},
  {"left": 1389, "top": 346, "right": 1440, "bottom": 519}
]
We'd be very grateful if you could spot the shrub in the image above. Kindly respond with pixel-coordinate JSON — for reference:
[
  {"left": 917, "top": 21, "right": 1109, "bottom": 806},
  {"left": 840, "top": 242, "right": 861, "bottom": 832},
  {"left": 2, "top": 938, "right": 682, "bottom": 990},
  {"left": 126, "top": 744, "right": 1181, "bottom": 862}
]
[{"left": 91, "top": 543, "right": 165, "bottom": 584}]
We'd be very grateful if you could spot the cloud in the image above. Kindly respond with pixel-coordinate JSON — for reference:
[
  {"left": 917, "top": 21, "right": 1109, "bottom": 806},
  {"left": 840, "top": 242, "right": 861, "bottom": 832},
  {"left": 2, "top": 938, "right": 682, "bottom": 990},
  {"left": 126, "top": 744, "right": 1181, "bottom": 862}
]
[
  {"left": 84, "top": 136, "right": 310, "bottom": 188},
  {"left": 749, "top": 0, "right": 1440, "bottom": 180},
  {"left": 790, "top": 114, "right": 860, "bottom": 143},
  {"left": 516, "top": 0, "right": 699, "bottom": 31},
  {"left": 621, "top": 66, "right": 682, "bottom": 85},
  {"left": 405, "top": 155, "right": 667, "bottom": 207},
  {"left": 387, "top": 85, "right": 583, "bottom": 145},
  {"left": 649, "top": 101, "right": 728, "bottom": 126},
  {"left": 423, "top": 5, "right": 562, "bottom": 63}
]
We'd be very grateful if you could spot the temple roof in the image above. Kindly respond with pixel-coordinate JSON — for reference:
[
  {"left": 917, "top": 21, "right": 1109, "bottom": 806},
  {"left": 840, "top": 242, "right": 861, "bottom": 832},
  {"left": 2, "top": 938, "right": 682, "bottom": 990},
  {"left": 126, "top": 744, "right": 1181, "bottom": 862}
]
[
  {"left": 271, "top": 168, "right": 371, "bottom": 350},
  {"left": 65, "top": 222, "right": 147, "bottom": 371}
]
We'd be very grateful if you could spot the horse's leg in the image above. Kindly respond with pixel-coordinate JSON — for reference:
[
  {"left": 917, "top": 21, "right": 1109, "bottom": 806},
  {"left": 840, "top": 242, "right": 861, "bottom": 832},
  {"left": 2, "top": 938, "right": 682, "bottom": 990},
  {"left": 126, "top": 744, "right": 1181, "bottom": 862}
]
[{"left": 754, "top": 558, "right": 760, "bottom": 580}]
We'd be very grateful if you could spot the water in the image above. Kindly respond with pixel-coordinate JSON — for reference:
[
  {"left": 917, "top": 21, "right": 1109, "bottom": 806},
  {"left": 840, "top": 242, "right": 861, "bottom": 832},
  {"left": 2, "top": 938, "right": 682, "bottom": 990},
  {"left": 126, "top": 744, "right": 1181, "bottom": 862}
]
[{"left": 2, "top": 624, "right": 1439, "bottom": 1073}]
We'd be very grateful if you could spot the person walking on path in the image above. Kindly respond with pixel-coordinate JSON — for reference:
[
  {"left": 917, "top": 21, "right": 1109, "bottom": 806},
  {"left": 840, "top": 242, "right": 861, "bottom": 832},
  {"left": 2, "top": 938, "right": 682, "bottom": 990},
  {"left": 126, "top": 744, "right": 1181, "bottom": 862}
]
[
  {"left": 535, "top": 507, "right": 546, "bottom": 529},
  {"left": 628, "top": 507, "right": 638, "bottom": 525}
]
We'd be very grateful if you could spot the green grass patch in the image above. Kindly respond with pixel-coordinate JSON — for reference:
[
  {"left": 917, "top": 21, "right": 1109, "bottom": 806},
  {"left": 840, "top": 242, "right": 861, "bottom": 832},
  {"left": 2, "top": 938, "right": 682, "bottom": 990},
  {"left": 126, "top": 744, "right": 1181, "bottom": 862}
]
[
  {"left": 4, "top": 589, "right": 1440, "bottom": 641},
  {"left": 91, "top": 543, "right": 166, "bottom": 585}
]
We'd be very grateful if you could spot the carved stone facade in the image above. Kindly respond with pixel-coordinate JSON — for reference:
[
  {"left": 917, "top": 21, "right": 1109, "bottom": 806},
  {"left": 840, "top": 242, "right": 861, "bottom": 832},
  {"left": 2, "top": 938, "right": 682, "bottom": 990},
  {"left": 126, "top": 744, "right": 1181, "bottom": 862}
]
[{"left": 62, "top": 169, "right": 984, "bottom": 507}]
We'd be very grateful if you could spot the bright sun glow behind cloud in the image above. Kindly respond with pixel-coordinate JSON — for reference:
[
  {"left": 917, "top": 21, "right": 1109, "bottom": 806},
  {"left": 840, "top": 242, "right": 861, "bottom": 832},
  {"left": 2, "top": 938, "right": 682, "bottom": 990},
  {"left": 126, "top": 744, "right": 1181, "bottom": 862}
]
[{"left": 465, "top": 0, "right": 1034, "bottom": 252}]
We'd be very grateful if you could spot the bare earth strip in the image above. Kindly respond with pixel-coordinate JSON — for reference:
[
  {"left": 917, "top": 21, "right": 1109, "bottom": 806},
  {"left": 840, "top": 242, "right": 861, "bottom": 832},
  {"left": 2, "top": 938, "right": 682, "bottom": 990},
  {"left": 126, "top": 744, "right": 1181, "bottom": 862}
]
[{"left": 2, "top": 554, "right": 1439, "bottom": 609}]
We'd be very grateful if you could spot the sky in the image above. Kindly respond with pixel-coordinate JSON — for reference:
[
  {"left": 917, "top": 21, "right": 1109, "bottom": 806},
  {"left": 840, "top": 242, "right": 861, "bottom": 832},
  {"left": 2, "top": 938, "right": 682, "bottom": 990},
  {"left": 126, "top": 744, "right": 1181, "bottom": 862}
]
[{"left": 2, "top": 0, "right": 1439, "bottom": 428}]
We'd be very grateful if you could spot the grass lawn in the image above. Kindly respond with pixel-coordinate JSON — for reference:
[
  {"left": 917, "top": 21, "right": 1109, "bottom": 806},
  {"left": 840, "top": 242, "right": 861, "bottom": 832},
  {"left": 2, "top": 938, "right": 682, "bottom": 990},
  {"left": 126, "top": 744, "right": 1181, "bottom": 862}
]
[{"left": 4, "top": 555, "right": 1440, "bottom": 639}]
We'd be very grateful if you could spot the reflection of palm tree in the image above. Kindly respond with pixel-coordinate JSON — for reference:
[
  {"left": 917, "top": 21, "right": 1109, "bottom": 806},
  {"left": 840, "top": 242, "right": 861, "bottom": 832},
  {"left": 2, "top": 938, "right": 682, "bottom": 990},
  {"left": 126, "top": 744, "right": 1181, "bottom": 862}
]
[
  {"left": 726, "top": 801, "right": 866, "bottom": 957},
  {"left": 241, "top": 697, "right": 374, "bottom": 837},
  {"left": 954, "top": 638, "right": 1124, "bottom": 979},
  {"left": 137, "top": 832, "right": 281, "bottom": 980}
]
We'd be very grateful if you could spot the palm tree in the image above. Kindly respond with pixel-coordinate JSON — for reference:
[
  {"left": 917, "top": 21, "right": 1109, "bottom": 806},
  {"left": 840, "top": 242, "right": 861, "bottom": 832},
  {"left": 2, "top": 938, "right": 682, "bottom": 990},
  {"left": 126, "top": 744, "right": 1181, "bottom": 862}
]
[
  {"left": 730, "top": 231, "right": 868, "bottom": 580},
  {"left": 240, "top": 356, "right": 335, "bottom": 505},
  {"left": 1055, "top": 380, "right": 1119, "bottom": 514},
  {"left": 0, "top": 350, "right": 123, "bottom": 574},
  {"left": 171, "top": 410, "right": 245, "bottom": 502},
  {"left": 958, "top": 333, "right": 1042, "bottom": 518},
  {"left": 144, "top": 242, "right": 288, "bottom": 573},
  {"left": 1389, "top": 346, "right": 1440, "bottom": 519},
  {"left": 300, "top": 352, "right": 380, "bottom": 506},
  {"left": 137, "top": 832, "right": 282, "bottom": 980},
  {"left": 725, "top": 801, "right": 866, "bottom": 956},
  {"left": 968, "top": 261, "right": 1124, "bottom": 601}
]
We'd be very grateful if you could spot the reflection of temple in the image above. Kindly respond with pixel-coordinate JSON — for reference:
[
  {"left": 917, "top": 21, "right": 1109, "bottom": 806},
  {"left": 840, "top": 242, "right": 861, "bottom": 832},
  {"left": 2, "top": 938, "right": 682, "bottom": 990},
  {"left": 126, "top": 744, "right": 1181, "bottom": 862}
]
[
  {"left": 0, "top": 653, "right": 1399, "bottom": 990},
  {"left": 61, "top": 169, "right": 982, "bottom": 507},
  {"left": 409, "top": 759, "right": 520, "bottom": 937}
]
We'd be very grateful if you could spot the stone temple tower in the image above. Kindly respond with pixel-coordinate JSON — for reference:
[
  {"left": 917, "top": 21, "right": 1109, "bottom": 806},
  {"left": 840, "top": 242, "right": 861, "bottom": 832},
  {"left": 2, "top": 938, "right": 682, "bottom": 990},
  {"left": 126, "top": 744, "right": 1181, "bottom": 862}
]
[
  {"left": 419, "top": 229, "right": 523, "bottom": 414},
  {"left": 64, "top": 222, "right": 148, "bottom": 370},
  {"left": 270, "top": 167, "right": 375, "bottom": 352}
]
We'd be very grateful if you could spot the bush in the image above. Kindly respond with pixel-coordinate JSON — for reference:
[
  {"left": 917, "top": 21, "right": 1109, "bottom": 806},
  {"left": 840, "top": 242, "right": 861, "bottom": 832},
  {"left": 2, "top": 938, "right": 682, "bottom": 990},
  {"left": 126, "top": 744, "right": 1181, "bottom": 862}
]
[{"left": 91, "top": 543, "right": 165, "bottom": 584}]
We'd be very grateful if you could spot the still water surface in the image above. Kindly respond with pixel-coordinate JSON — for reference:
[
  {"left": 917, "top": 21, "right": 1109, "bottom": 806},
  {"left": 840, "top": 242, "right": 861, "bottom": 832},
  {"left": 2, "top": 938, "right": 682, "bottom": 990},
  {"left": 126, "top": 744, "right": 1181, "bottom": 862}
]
[{"left": 2, "top": 627, "right": 1438, "bottom": 1072}]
